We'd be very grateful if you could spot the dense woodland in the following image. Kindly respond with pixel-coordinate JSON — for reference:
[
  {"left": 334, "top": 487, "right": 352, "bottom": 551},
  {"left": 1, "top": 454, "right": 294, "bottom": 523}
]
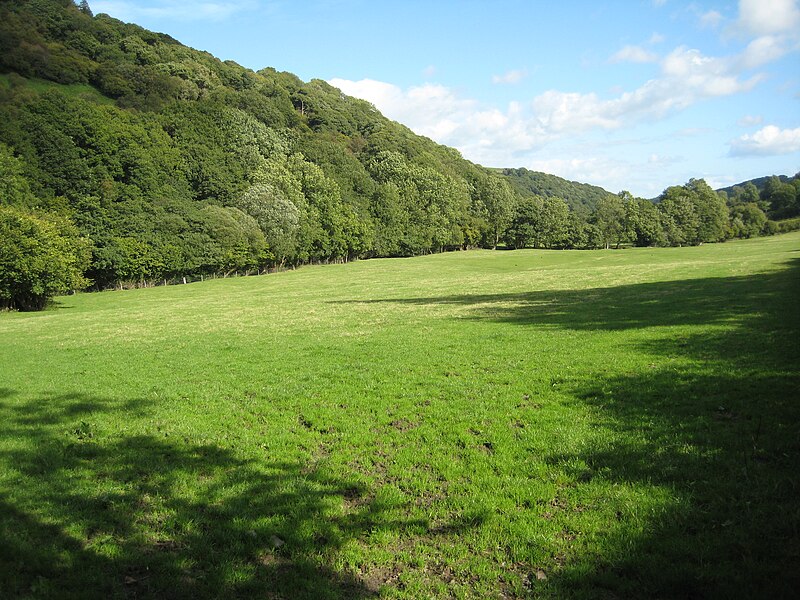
[{"left": 1, "top": 0, "right": 799, "bottom": 310}]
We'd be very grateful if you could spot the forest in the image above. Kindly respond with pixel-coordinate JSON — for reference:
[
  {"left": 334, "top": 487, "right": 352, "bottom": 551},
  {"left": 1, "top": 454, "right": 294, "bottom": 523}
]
[{"left": 1, "top": 0, "right": 799, "bottom": 310}]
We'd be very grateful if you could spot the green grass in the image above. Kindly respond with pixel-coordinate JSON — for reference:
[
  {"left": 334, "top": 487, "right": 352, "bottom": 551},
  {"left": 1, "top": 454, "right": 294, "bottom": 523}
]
[
  {"left": 0, "top": 73, "right": 115, "bottom": 104},
  {"left": 1, "top": 233, "right": 799, "bottom": 599}
]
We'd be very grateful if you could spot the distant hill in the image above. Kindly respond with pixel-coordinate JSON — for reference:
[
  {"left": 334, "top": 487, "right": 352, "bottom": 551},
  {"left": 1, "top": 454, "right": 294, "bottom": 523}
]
[
  {"left": 493, "top": 167, "right": 614, "bottom": 217},
  {"left": 716, "top": 174, "right": 792, "bottom": 196}
]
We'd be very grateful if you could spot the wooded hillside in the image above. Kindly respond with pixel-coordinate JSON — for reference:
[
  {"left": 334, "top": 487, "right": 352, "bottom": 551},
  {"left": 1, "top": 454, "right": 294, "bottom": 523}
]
[
  {"left": 0, "top": 0, "right": 522, "bottom": 292},
  {"left": 1, "top": 0, "right": 798, "bottom": 310}
]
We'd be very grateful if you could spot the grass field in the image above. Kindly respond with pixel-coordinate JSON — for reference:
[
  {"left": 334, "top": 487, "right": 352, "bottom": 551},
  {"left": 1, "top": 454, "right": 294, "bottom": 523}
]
[{"left": 1, "top": 233, "right": 799, "bottom": 599}]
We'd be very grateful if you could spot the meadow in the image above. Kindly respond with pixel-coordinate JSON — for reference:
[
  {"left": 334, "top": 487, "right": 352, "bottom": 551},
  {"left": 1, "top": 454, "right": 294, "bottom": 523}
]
[{"left": 1, "top": 232, "right": 798, "bottom": 599}]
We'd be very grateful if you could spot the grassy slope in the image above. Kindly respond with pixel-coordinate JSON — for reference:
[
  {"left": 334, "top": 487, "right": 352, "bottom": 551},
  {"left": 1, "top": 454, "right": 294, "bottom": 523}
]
[{"left": 1, "top": 233, "right": 799, "bottom": 599}]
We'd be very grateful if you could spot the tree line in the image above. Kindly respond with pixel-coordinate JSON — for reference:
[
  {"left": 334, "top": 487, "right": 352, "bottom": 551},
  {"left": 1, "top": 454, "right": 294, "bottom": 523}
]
[
  {"left": 1, "top": 0, "right": 798, "bottom": 310},
  {"left": 501, "top": 175, "right": 798, "bottom": 251}
]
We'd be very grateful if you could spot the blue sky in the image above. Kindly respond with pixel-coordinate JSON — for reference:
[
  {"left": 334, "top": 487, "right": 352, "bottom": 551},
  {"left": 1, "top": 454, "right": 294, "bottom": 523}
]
[{"left": 91, "top": 0, "right": 800, "bottom": 197}]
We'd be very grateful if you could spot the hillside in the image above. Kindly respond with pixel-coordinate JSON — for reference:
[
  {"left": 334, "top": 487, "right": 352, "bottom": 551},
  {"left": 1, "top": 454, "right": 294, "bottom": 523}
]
[
  {"left": 494, "top": 167, "right": 614, "bottom": 217},
  {"left": 0, "top": 0, "right": 520, "bottom": 290},
  {"left": 1, "top": 1, "right": 797, "bottom": 311},
  {"left": 717, "top": 174, "right": 792, "bottom": 196}
]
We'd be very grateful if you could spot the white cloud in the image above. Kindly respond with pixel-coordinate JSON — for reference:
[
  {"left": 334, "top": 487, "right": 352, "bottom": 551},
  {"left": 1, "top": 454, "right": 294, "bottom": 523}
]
[
  {"left": 491, "top": 69, "right": 528, "bottom": 84},
  {"left": 739, "top": 34, "right": 792, "bottom": 68},
  {"left": 737, "top": 114, "right": 763, "bottom": 127},
  {"left": 649, "top": 32, "right": 666, "bottom": 44},
  {"left": 610, "top": 45, "right": 658, "bottom": 64},
  {"left": 704, "top": 174, "right": 739, "bottom": 189},
  {"left": 536, "top": 46, "right": 761, "bottom": 134},
  {"left": 422, "top": 65, "right": 437, "bottom": 78},
  {"left": 652, "top": 0, "right": 668, "bottom": 7},
  {"left": 727, "top": 1, "right": 800, "bottom": 72},
  {"left": 330, "top": 22, "right": 792, "bottom": 194},
  {"left": 699, "top": 10, "right": 724, "bottom": 29},
  {"left": 648, "top": 153, "right": 682, "bottom": 165},
  {"left": 737, "top": 0, "right": 800, "bottom": 36},
  {"left": 92, "top": 0, "right": 256, "bottom": 22},
  {"left": 531, "top": 91, "right": 619, "bottom": 132},
  {"left": 328, "top": 78, "right": 547, "bottom": 165},
  {"left": 730, "top": 125, "right": 800, "bottom": 155},
  {"left": 330, "top": 41, "right": 766, "bottom": 165}
]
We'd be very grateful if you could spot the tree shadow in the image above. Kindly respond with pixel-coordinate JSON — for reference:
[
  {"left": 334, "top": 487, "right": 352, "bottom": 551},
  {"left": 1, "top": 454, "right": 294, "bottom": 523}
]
[
  {"left": 337, "top": 256, "right": 800, "bottom": 597},
  {"left": 335, "top": 260, "right": 797, "bottom": 334},
  {"left": 0, "top": 392, "right": 466, "bottom": 599},
  {"left": 541, "top": 356, "right": 800, "bottom": 598}
]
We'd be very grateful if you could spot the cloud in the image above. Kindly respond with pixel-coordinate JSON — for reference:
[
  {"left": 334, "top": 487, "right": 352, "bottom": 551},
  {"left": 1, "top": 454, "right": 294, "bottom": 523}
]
[
  {"left": 730, "top": 125, "right": 800, "bottom": 155},
  {"left": 704, "top": 174, "right": 739, "bottom": 189},
  {"left": 699, "top": 10, "right": 724, "bottom": 29},
  {"left": 491, "top": 69, "right": 528, "bottom": 84},
  {"left": 737, "top": 0, "right": 800, "bottom": 36},
  {"left": 329, "top": 26, "right": 790, "bottom": 194},
  {"left": 649, "top": 32, "right": 666, "bottom": 44},
  {"left": 739, "top": 34, "right": 793, "bottom": 68},
  {"left": 727, "top": 1, "right": 800, "bottom": 71},
  {"left": 647, "top": 153, "right": 682, "bottom": 165},
  {"left": 536, "top": 46, "right": 762, "bottom": 134},
  {"left": 328, "top": 78, "right": 547, "bottom": 165},
  {"left": 422, "top": 65, "right": 437, "bottom": 78},
  {"left": 652, "top": 0, "right": 667, "bottom": 7},
  {"left": 609, "top": 45, "right": 658, "bottom": 64},
  {"left": 330, "top": 41, "right": 766, "bottom": 164},
  {"left": 92, "top": 0, "right": 256, "bottom": 22},
  {"left": 737, "top": 114, "right": 763, "bottom": 127}
]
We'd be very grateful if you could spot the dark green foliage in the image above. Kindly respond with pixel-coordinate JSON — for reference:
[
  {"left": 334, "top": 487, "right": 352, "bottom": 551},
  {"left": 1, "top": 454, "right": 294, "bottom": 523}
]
[
  {"left": 626, "top": 195, "right": 667, "bottom": 247},
  {"left": 504, "top": 196, "right": 542, "bottom": 249},
  {"left": 503, "top": 195, "right": 590, "bottom": 250},
  {"left": 0, "top": 142, "right": 91, "bottom": 309},
  {"left": 761, "top": 174, "right": 800, "bottom": 219},
  {"left": 496, "top": 167, "right": 613, "bottom": 216},
  {"left": 717, "top": 173, "right": 800, "bottom": 220},
  {"left": 717, "top": 174, "right": 791, "bottom": 199},
  {"left": 729, "top": 202, "right": 767, "bottom": 238},
  {"left": 592, "top": 194, "right": 629, "bottom": 249},
  {"left": 658, "top": 179, "right": 729, "bottom": 246},
  {"left": 0, "top": 0, "right": 521, "bottom": 298}
]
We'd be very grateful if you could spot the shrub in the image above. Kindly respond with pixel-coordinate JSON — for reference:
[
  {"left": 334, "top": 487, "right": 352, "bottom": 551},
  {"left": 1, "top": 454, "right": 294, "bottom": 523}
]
[{"left": 0, "top": 206, "right": 91, "bottom": 310}]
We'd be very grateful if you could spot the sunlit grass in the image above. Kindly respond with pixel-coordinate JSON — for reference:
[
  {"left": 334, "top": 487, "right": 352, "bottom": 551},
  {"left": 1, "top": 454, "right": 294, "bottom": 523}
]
[{"left": 1, "top": 232, "right": 799, "bottom": 598}]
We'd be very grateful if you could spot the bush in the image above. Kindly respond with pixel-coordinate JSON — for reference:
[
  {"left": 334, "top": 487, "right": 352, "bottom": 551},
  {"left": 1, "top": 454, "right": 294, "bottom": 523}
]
[
  {"left": 775, "top": 217, "right": 800, "bottom": 234},
  {"left": 0, "top": 206, "right": 91, "bottom": 310}
]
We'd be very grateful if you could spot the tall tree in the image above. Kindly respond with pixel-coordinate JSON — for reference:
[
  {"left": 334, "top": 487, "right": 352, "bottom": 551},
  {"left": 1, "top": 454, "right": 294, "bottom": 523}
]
[
  {"left": 475, "top": 174, "right": 514, "bottom": 249},
  {"left": 538, "top": 196, "right": 570, "bottom": 249},
  {"left": 503, "top": 196, "right": 543, "bottom": 249},
  {"left": 592, "top": 195, "right": 628, "bottom": 249},
  {"left": 77, "top": 1, "right": 93, "bottom": 17},
  {"left": 687, "top": 179, "right": 729, "bottom": 243}
]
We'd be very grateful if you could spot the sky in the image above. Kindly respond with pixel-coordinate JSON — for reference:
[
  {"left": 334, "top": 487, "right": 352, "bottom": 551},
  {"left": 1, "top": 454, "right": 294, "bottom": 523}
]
[{"left": 91, "top": 0, "right": 800, "bottom": 197}]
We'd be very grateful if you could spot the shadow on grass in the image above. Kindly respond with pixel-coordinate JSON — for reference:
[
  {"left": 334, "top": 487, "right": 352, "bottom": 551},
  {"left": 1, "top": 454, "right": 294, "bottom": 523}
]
[
  {"left": 341, "top": 257, "right": 800, "bottom": 597},
  {"left": 336, "top": 261, "right": 794, "bottom": 334},
  {"left": 543, "top": 350, "right": 800, "bottom": 598},
  {"left": 0, "top": 393, "right": 461, "bottom": 599}
]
